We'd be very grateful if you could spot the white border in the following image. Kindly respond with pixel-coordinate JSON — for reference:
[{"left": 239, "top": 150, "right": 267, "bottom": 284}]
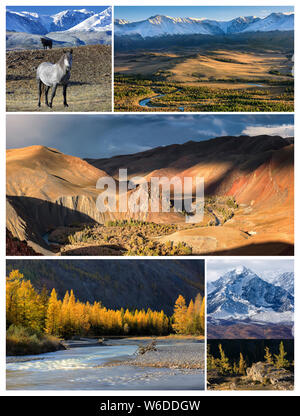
[{"left": 2, "top": 0, "right": 298, "bottom": 399}]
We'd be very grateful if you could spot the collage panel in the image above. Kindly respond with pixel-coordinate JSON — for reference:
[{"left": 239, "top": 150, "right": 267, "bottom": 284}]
[
  {"left": 6, "top": 5, "right": 112, "bottom": 112},
  {"left": 4, "top": 2, "right": 297, "bottom": 400},
  {"left": 6, "top": 114, "right": 294, "bottom": 257},
  {"left": 114, "top": 6, "right": 294, "bottom": 112},
  {"left": 6, "top": 259, "right": 205, "bottom": 390},
  {"left": 206, "top": 258, "right": 294, "bottom": 390}
]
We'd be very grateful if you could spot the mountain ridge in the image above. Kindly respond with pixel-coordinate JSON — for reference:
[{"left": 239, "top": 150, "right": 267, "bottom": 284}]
[
  {"left": 207, "top": 266, "right": 294, "bottom": 323},
  {"left": 114, "top": 12, "right": 294, "bottom": 38},
  {"left": 6, "top": 7, "right": 112, "bottom": 34},
  {"left": 6, "top": 260, "right": 204, "bottom": 314}
]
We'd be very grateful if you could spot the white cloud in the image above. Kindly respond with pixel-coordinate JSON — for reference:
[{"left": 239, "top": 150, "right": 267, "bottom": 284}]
[{"left": 242, "top": 124, "right": 294, "bottom": 138}]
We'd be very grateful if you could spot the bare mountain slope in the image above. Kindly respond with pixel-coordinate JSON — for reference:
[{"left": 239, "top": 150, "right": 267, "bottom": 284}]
[{"left": 6, "top": 135, "right": 294, "bottom": 255}]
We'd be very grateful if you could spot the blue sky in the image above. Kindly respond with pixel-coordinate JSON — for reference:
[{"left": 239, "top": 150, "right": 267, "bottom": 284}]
[
  {"left": 114, "top": 6, "right": 294, "bottom": 22},
  {"left": 207, "top": 259, "right": 294, "bottom": 282},
  {"left": 6, "top": 114, "right": 294, "bottom": 159},
  {"left": 7, "top": 6, "right": 108, "bottom": 15}
]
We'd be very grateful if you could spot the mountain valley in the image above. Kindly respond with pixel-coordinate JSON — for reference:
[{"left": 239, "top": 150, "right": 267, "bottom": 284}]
[{"left": 6, "top": 135, "right": 294, "bottom": 256}]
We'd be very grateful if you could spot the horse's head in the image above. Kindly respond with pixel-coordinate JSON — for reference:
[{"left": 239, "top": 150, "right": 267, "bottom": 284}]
[{"left": 63, "top": 50, "right": 73, "bottom": 71}]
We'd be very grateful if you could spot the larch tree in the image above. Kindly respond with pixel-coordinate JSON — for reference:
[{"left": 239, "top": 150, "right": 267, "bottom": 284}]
[
  {"left": 45, "top": 288, "right": 62, "bottom": 336},
  {"left": 172, "top": 294, "right": 188, "bottom": 334}
]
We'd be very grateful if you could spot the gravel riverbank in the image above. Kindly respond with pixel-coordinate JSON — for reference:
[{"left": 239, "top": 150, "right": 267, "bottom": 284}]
[{"left": 103, "top": 339, "right": 205, "bottom": 369}]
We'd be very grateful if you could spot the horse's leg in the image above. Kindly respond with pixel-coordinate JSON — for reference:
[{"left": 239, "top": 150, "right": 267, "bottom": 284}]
[
  {"left": 49, "top": 84, "right": 57, "bottom": 108},
  {"left": 45, "top": 86, "right": 50, "bottom": 106},
  {"left": 63, "top": 84, "right": 68, "bottom": 107},
  {"left": 37, "top": 80, "right": 42, "bottom": 107}
]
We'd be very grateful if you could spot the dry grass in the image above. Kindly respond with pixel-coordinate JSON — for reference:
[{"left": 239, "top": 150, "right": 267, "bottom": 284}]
[
  {"left": 169, "top": 50, "right": 292, "bottom": 83},
  {"left": 6, "top": 325, "right": 63, "bottom": 356},
  {"left": 6, "top": 44, "right": 112, "bottom": 112},
  {"left": 115, "top": 49, "right": 292, "bottom": 85},
  {"left": 114, "top": 47, "right": 293, "bottom": 111}
]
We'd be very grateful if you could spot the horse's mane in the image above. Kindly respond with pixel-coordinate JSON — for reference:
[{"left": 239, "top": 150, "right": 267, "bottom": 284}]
[{"left": 57, "top": 54, "right": 66, "bottom": 69}]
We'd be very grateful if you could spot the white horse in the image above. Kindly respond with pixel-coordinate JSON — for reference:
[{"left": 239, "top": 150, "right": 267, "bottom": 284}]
[{"left": 37, "top": 50, "right": 73, "bottom": 108}]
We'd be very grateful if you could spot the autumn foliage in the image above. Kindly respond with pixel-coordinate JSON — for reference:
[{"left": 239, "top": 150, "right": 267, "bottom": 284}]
[
  {"left": 6, "top": 270, "right": 204, "bottom": 339},
  {"left": 172, "top": 293, "right": 205, "bottom": 335}
]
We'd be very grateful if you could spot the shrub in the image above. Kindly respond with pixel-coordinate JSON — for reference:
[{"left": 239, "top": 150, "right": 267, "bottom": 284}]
[{"left": 6, "top": 324, "right": 62, "bottom": 356}]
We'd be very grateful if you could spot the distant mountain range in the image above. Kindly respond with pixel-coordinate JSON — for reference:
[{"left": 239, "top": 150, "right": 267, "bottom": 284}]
[
  {"left": 6, "top": 7, "right": 112, "bottom": 34},
  {"left": 207, "top": 266, "right": 294, "bottom": 324},
  {"left": 6, "top": 8, "right": 112, "bottom": 49},
  {"left": 115, "top": 12, "right": 294, "bottom": 38}
]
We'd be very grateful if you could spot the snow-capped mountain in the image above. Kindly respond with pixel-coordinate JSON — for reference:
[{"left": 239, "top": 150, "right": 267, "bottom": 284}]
[
  {"left": 67, "top": 8, "right": 112, "bottom": 32},
  {"left": 50, "top": 9, "right": 95, "bottom": 32},
  {"left": 207, "top": 266, "right": 294, "bottom": 323},
  {"left": 6, "top": 10, "right": 52, "bottom": 34},
  {"left": 272, "top": 272, "right": 294, "bottom": 295},
  {"left": 6, "top": 7, "right": 112, "bottom": 34},
  {"left": 243, "top": 12, "right": 294, "bottom": 33},
  {"left": 207, "top": 281, "right": 217, "bottom": 294},
  {"left": 114, "top": 12, "right": 294, "bottom": 38}
]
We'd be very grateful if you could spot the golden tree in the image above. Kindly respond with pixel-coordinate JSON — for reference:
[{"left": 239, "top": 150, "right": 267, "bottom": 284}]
[
  {"left": 45, "top": 289, "right": 62, "bottom": 336},
  {"left": 172, "top": 294, "right": 188, "bottom": 334}
]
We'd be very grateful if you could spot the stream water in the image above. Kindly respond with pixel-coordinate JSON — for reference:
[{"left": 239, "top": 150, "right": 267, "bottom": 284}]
[
  {"left": 6, "top": 342, "right": 204, "bottom": 390},
  {"left": 246, "top": 83, "right": 265, "bottom": 87},
  {"left": 42, "top": 232, "right": 60, "bottom": 247},
  {"left": 139, "top": 83, "right": 265, "bottom": 111},
  {"left": 139, "top": 90, "right": 184, "bottom": 111}
]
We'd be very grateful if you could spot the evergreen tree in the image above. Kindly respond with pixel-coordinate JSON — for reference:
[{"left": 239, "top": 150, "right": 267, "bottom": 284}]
[
  {"left": 45, "top": 289, "right": 62, "bottom": 336},
  {"left": 217, "top": 344, "right": 232, "bottom": 375},
  {"left": 199, "top": 296, "right": 205, "bottom": 333},
  {"left": 274, "top": 341, "right": 289, "bottom": 369},
  {"left": 238, "top": 353, "right": 246, "bottom": 375},
  {"left": 172, "top": 295, "right": 188, "bottom": 334},
  {"left": 264, "top": 346, "right": 273, "bottom": 365},
  {"left": 207, "top": 344, "right": 216, "bottom": 370},
  {"left": 6, "top": 270, "right": 24, "bottom": 327}
]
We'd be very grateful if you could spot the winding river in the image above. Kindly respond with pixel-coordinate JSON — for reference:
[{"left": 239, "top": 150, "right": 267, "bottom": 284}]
[
  {"left": 7, "top": 340, "right": 204, "bottom": 390},
  {"left": 138, "top": 83, "right": 265, "bottom": 111},
  {"left": 42, "top": 232, "right": 60, "bottom": 246},
  {"left": 139, "top": 89, "right": 184, "bottom": 111}
]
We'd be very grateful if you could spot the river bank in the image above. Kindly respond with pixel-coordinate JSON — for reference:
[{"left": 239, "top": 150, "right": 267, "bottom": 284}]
[
  {"left": 6, "top": 326, "right": 65, "bottom": 356},
  {"left": 7, "top": 338, "right": 205, "bottom": 390},
  {"left": 103, "top": 338, "right": 204, "bottom": 369}
]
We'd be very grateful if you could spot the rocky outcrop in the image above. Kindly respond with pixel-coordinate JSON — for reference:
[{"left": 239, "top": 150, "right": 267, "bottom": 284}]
[
  {"left": 246, "top": 362, "right": 293, "bottom": 389},
  {"left": 6, "top": 229, "right": 40, "bottom": 256}
]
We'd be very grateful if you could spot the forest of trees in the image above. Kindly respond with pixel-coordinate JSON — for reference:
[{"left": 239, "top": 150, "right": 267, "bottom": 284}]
[
  {"left": 6, "top": 270, "right": 205, "bottom": 339},
  {"left": 172, "top": 294, "right": 205, "bottom": 335},
  {"left": 207, "top": 342, "right": 292, "bottom": 375}
]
